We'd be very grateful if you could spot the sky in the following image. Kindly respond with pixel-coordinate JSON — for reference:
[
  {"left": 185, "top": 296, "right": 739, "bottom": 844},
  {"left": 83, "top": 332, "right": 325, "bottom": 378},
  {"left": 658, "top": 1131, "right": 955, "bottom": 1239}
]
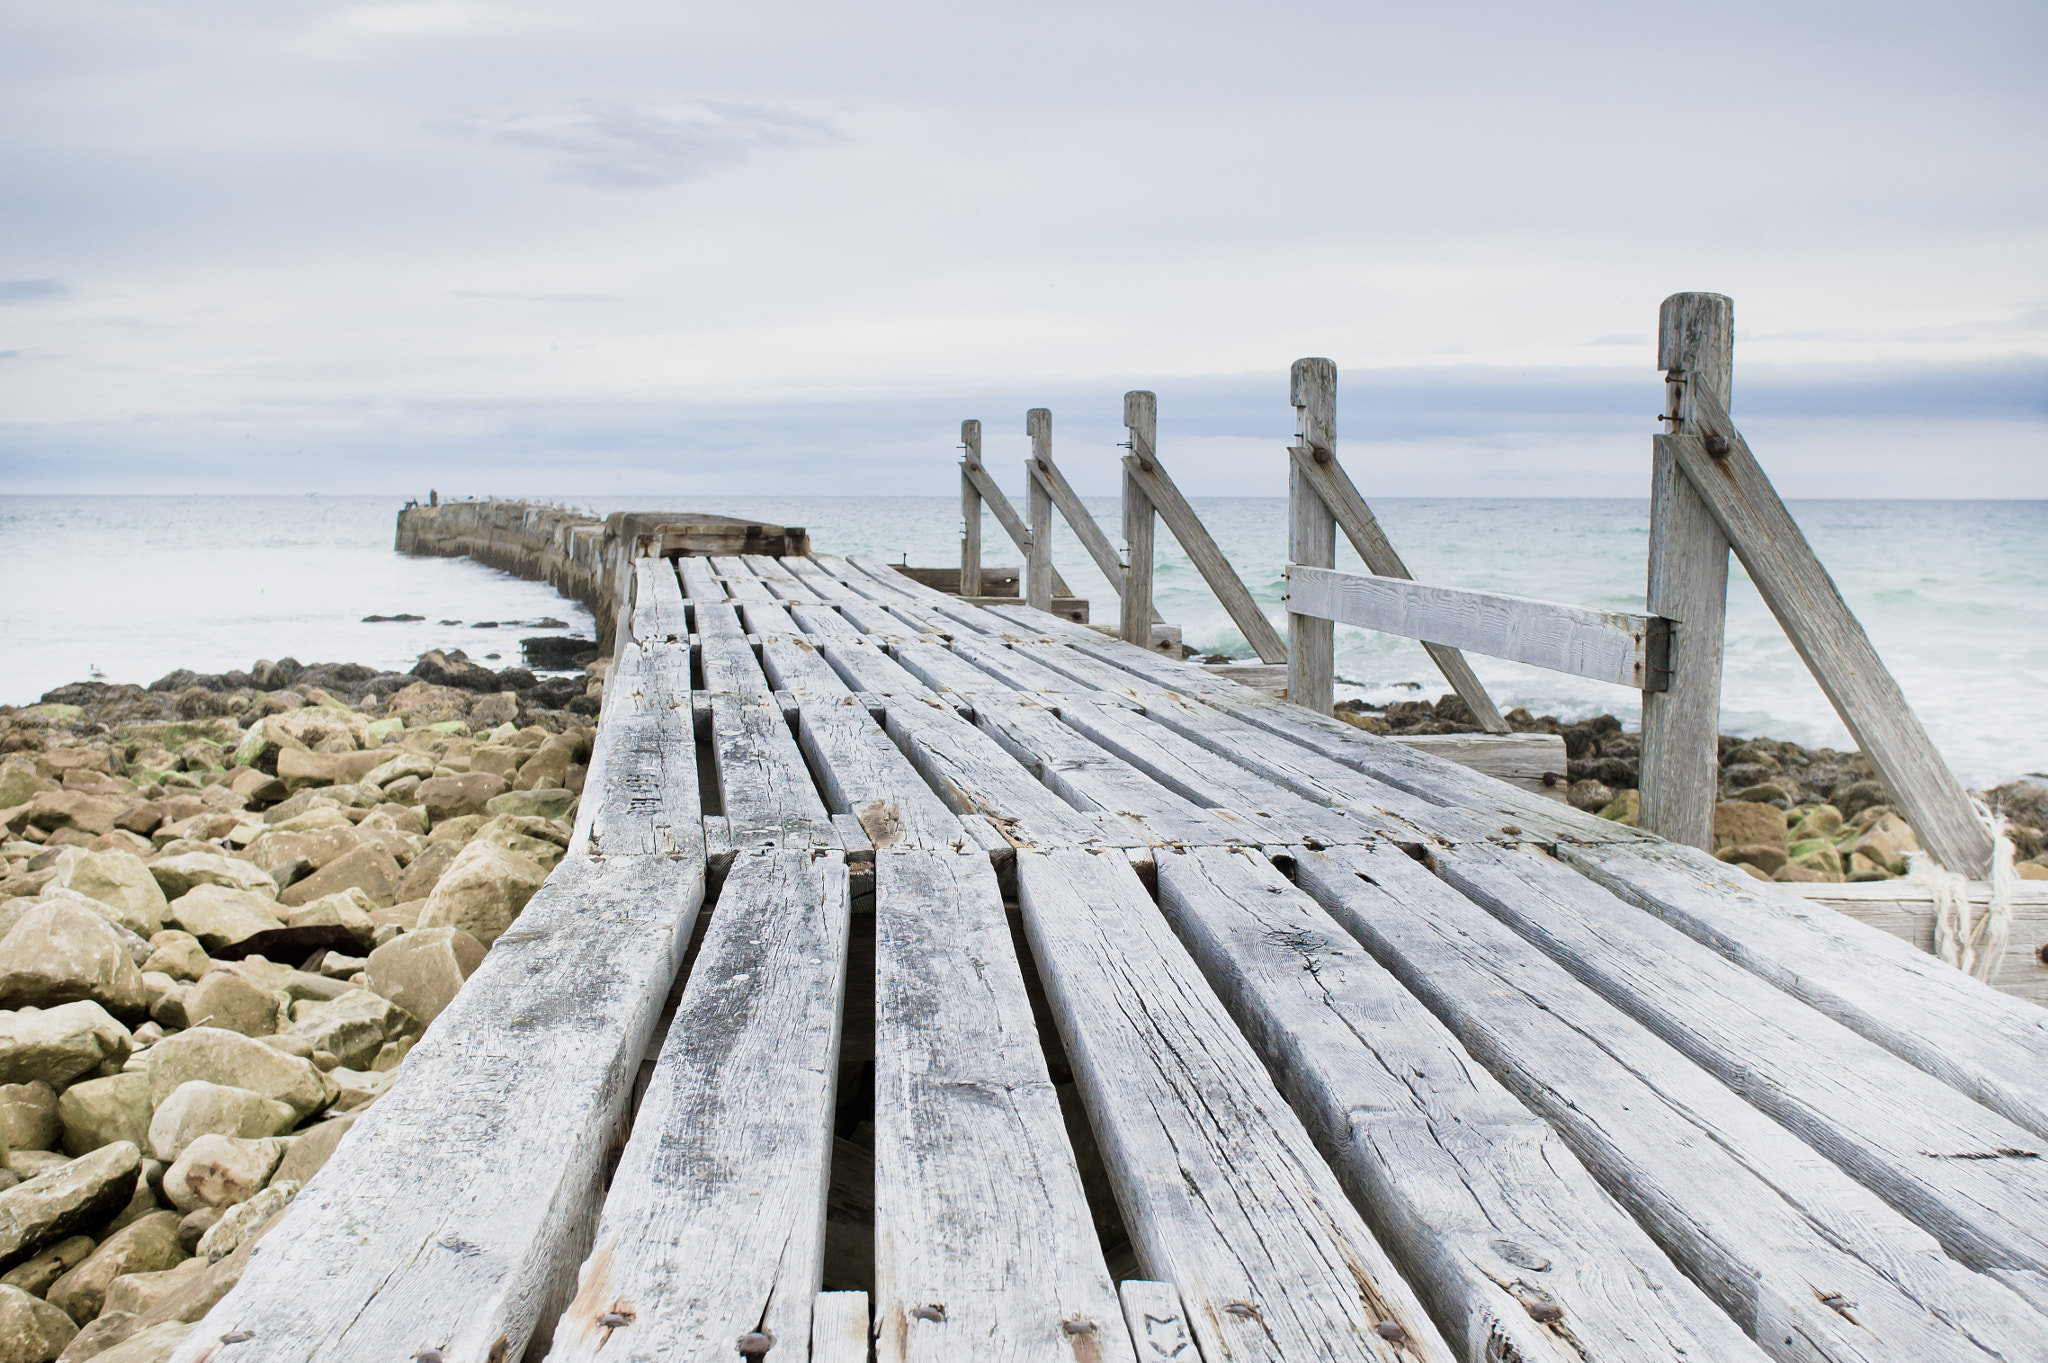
[{"left": 1, "top": 0, "right": 2043, "bottom": 498}]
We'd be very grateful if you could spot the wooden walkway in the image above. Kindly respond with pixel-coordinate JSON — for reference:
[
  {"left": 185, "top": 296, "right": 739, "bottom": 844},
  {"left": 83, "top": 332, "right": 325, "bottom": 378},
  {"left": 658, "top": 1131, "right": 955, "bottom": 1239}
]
[{"left": 174, "top": 552, "right": 2048, "bottom": 1363}]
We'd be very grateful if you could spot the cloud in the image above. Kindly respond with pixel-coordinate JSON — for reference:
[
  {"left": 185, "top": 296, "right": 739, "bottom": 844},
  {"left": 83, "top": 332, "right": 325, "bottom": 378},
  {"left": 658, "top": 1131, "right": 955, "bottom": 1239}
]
[
  {"left": 462, "top": 99, "right": 836, "bottom": 190},
  {"left": 0, "top": 280, "right": 70, "bottom": 305},
  {"left": 337, "top": 4, "right": 478, "bottom": 36},
  {"left": 450, "top": 290, "right": 622, "bottom": 303}
]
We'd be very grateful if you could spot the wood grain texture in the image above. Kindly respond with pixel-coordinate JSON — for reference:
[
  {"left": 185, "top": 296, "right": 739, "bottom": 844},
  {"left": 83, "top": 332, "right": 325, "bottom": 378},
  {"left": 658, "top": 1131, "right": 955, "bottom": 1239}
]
[
  {"left": 1661, "top": 409, "right": 1993, "bottom": 876},
  {"left": 1116, "top": 1282, "right": 1195, "bottom": 1362},
  {"left": 814, "top": 1291, "right": 871, "bottom": 1363},
  {"left": 1155, "top": 846, "right": 1765, "bottom": 1363},
  {"left": 962, "top": 419, "right": 986, "bottom": 598},
  {"left": 1026, "top": 409, "right": 1056, "bottom": 612},
  {"left": 697, "top": 604, "right": 838, "bottom": 851},
  {"left": 783, "top": 554, "right": 873, "bottom": 604},
  {"left": 632, "top": 557, "right": 689, "bottom": 643},
  {"left": 1027, "top": 424, "right": 1135, "bottom": 611},
  {"left": 1287, "top": 357, "right": 1338, "bottom": 714},
  {"left": 178, "top": 855, "right": 707, "bottom": 1363},
  {"left": 873, "top": 692, "right": 1112, "bottom": 850},
  {"left": 1293, "top": 843, "right": 2048, "bottom": 1362},
  {"left": 1779, "top": 880, "right": 2048, "bottom": 1007},
  {"left": 546, "top": 849, "right": 849, "bottom": 1363},
  {"left": 675, "top": 554, "right": 727, "bottom": 602},
  {"left": 963, "top": 459, "right": 1036, "bottom": 563},
  {"left": 710, "top": 554, "right": 780, "bottom": 603},
  {"left": 1387, "top": 733, "right": 1568, "bottom": 802},
  {"left": 873, "top": 847, "right": 1129, "bottom": 1362},
  {"left": 1120, "top": 456, "right": 1288, "bottom": 664},
  {"left": 1559, "top": 840, "right": 2048, "bottom": 1140},
  {"left": 741, "top": 553, "right": 820, "bottom": 601},
  {"left": 1284, "top": 440, "right": 1507, "bottom": 732},
  {"left": 1435, "top": 841, "right": 2048, "bottom": 1303},
  {"left": 570, "top": 641, "right": 704, "bottom": 859},
  {"left": 1286, "top": 564, "right": 1667, "bottom": 691},
  {"left": 1120, "top": 392, "right": 1158, "bottom": 648},
  {"left": 1014, "top": 847, "right": 1455, "bottom": 1363}
]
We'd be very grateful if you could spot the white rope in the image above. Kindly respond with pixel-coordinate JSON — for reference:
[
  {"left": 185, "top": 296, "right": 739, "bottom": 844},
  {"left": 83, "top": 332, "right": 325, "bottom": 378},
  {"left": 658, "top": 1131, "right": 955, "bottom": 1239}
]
[{"left": 1908, "top": 799, "right": 2016, "bottom": 986}]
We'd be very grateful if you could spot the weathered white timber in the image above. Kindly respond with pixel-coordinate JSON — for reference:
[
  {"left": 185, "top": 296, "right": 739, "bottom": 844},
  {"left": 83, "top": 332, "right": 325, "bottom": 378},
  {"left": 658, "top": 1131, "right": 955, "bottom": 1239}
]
[
  {"left": 961, "top": 419, "right": 986, "bottom": 598},
  {"left": 1781, "top": 879, "right": 2048, "bottom": 1006},
  {"left": 632, "top": 557, "right": 689, "bottom": 642},
  {"left": 1436, "top": 841, "right": 2048, "bottom": 1301},
  {"left": 826, "top": 553, "right": 996, "bottom": 637},
  {"left": 1122, "top": 451, "right": 1288, "bottom": 664},
  {"left": 1293, "top": 843, "right": 2048, "bottom": 1362},
  {"left": 782, "top": 554, "right": 872, "bottom": 603},
  {"left": 1286, "top": 564, "right": 1670, "bottom": 691},
  {"left": 697, "top": 604, "right": 838, "bottom": 851},
  {"left": 1639, "top": 292, "right": 1732, "bottom": 850},
  {"left": 1014, "top": 848, "right": 1455, "bottom": 1363},
  {"left": 1025, "top": 420, "right": 1138, "bottom": 613},
  {"left": 178, "top": 856, "right": 708, "bottom": 1363},
  {"left": 873, "top": 847, "right": 1129, "bottom": 1363},
  {"left": 875, "top": 693, "right": 1113, "bottom": 849},
  {"left": 1663, "top": 398, "right": 1993, "bottom": 877},
  {"left": 1120, "top": 392, "right": 1158, "bottom": 648},
  {"left": 814, "top": 1292, "right": 871, "bottom": 1363},
  {"left": 1559, "top": 839, "right": 2048, "bottom": 1138},
  {"left": 1155, "top": 846, "right": 1766, "bottom": 1363},
  {"left": 739, "top": 599, "right": 805, "bottom": 639},
  {"left": 741, "top": 552, "right": 820, "bottom": 601},
  {"left": 1116, "top": 1282, "right": 1195, "bottom": 1362},
  {"left": 1287, "top": 357, "right": 1338, "bottom": 714},
  {"left": 1026, "top": 409, "right": 1055, "bottom": 612},
  {"left": 546, "top": 850, "right": 850, "bottom": 1363},
  {"left": 789, "top": 600, "right": 866, "bottom": 640},
  {"left": 1387, "top": 733, "right": 1568, "bottom": 802},
  {"left": 963, "top": 459, "right": 1036, "bottom": 561},
  {"left": 814, "top": 634, "right": 950, "bottom": 707},
  {"left": 709, "top": 554, "right": 780, "bottom": 603},
  {"left": 570, "top": 641, "right": 704, "bottom": 858},
  {"left": 675, "top": 554, "right": 727, "bottom": 602}
]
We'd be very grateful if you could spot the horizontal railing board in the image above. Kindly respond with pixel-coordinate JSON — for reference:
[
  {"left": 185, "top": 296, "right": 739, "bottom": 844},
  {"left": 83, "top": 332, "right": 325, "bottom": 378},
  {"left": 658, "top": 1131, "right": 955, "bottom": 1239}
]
[{"left": 1285, "top": 564, "right": 1670, "bottom": 691}]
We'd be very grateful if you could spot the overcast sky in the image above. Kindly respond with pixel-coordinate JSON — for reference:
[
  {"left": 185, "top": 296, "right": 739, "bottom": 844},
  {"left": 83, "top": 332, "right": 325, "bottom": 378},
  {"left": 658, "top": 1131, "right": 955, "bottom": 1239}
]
[{"left": 1, "top": 0, "right": 2042, "bottom": 497}]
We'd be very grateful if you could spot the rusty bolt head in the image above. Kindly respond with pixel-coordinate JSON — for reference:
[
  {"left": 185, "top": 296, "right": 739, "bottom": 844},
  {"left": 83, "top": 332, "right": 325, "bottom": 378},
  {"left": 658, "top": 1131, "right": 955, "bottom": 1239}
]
[
  {"left": 413, "top": 1352, "right": 445, "bottom": 1363},
  {"left": 910, "top": 1304, "right": 947, "bottom": 1322},
  {"left": 1374, "top": 1319, "right": 1408, "bottom": 1342},
  {"left": 1526, "top": 1301, "right": 1565, "bottom": 1323},
  {"left": 1705, "top": 434, "right": 1731, "bottom": 457},
  {"left": 220, "top": 1333, "right": 254, "bottom": 1345},
  {"left": 737, "top": 1329, "right": 774, "bottom": 1356},
  {"left": 599, "top": 1312, "right": 633, "bottom": 1329}
]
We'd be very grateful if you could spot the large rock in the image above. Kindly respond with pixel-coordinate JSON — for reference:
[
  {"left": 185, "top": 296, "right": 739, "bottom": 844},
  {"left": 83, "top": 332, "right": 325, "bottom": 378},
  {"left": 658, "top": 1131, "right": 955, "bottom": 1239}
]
[
  {"left": 1712, "top": 800, "right": 1788, "bottom": 851},
  {"left": 56, "top": 1074, "right": 152, "bottom": 1157},
  {"left": 415, "top": 840, "right": 546, "bottom": 947},
  {"left": 0, "top": 1236, "right": 92, "bottom": 1297},
  {"left": 0, "top": 1284, "right": 75, "bottom": 1361},
  {"left": 282, "top": 991, "right": 417, "bottom": 1070},
  {"left": 364, "top": 927, "right": 484, "bottom": 1026},
  {"left": 0, "top": 1142, "right": 140, "bottom": 1261},
  {"left": 1851, "top": 811, "right": 1919, "bottom": 873},
  {"left": 390, "top": 840, "right": 460, "bottom": 903},
  {"left": 276, "top": 846, "right": 401, "bottom": 910},
  {"left": 44, "top": 856, "right": 164, "bottom": 940},
  {"left": 269, "top": 1113, "right": 354, "bottom": 1188},
  {"left": 384, "top": 682, "right": 471, "bottom": 725},
  {"left": 79, "top": 1319, "right": 193, "bottom": 1362},
  {"left": 174, "top": 974, "right": 276, "bottom": 1039},
  {"left": 0, "top": 1085, "right": 58, "bottom": 1155},
  {"left": 274, "top": 749, "right": 387, "bottom": 794},
  {"left": 0, "top": 907, "right": 149, "bottom": 1018},
  {"left": 415, "top": 774, "right": 507, "bottom": 828},
  {"left": 144, "top": 855, "right": 275, "bottom": 903},
  {"left": 242, "top": 828, "right": 358, "bottom": 877},
  {"left": 99, "top": 1259, "right": 205, "bottom": 1321},
  {"left": 134, "top": 937, "right": 206, "bottom": 985},
  {"left": 279, "top": 892, "right": 374, "bottom": 948},
  {"left": 483, "top": 789, "right": 575, "bottom": 822},
  {"left": 145, "top": 1084, "right": 294, "bottom": 1164},
  {"left": 160, "top": 1136, "right": 285, "bottom": 1214},
  {"left": 146, "top": 1029, "right": 329, "bottom": 1120},
  {"left": 267, "top": 709, "right": 368, "bottom": 755},
  {"left": 0, "top": 763, "right": 42, "bottom": 812},
  {"left": 20, "top": 794, "right": 126, "bottom": 839},
  {"left": 46, "top": 1211, "right": 183, "bottom": 1324},
  {"left": 160, "top": 888, "right": 283, "bottom": 954},
  {"left": 362, "top": 753, "right": 436, "bottom": 789},
  {"left": 512, "top": 738, "right": 573, "bottom": 791},
  {"left": 0, "top": 1005, "right": 131, "bottom": 1088},
  {"left": 469, "top": 817, "right": 565, "bottom": 872},
  {"left": 191, "top": 1180, "right": 295, "bottom": 1262}
]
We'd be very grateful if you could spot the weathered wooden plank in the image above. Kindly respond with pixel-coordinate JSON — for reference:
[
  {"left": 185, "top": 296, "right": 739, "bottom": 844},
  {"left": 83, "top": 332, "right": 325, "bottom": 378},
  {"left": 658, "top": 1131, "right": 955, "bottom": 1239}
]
[
  {"left": 742, "top": 552, "right": 820, "bottom": 601},
  {"left": 961, "top": 419, "right": 986, "bottom": 598},
  {"left": 1155, "top": 845, "right": 1765, "bottom": 1363},
  {"left": 873, "top": 847, "right": 1129, "bottom": 1362},
  {"left": 1292, "top": 842, "right": 2048, "bottom": 1362},
  {"left": 571, "top": 641, "right": 704, "bottom": 859},
  {"left": 632, "top": 557, "right": 689, "bottom": 643},
  {"left": 698, "top": 605, "right": 838, "bottom": 851},
  {"left": 1435, "top": 841, "right": 2048, "bottom": 1304},
  {"left": 675, "top": 554, "right": 727, "bottom": 602},
  {"left": 1025, "top": 409, "right": 1056, "bottom": 611},
  {"left": 1122, "top": 453, "right": 1287, "bottom": 664},
  {"left": 783, "top": 554, "right": 871, "bottom": 604},
  {"left": 1387, "top": 733, "right": 1567, "bottom": 802},
  {"left": 181, "top": 855, "right": 707, "bottom": 1363},
  {"left": 872, "top": 693, "right": 1112, "bottom": 850},
  {"left": 814, "top": 1292, "right": 871, "bottom": 1363},
  {"left": 1014, "top": 848, "right": 1452, "bottom": 1363},
  {"left": 1033, "top": 442, "right": 1131, "bottom": 601},
  {"left": 814, "top": 634, "right": 949, "bottom": 706},
  {"left": 1120, "top": 392, "right": 1158, "bottom": 648},
  {"left": 1558, "top": 839, "right": 2048, "bottom": 1140},
  {"left": 546, "top": 849, "right": 849, "bottom": 1363},
  {"left": 1286, "top": 564, "right": 1669, "bottom": 691},
  {"left": 1287, "top": 357, "right": 1338, "bottom": 714},
  {"left": 739, "top": 599, "right": 804, "bottom": 638},
  {"left": 826, "top": 554, "right": 994, "bottom": 637},
  {"left": 709, "top": 554, "right": 780, "bottom": 603},
  {"left": 787, "top": 600, "right": 865, "bottom": 640},
  {"left": 1662, "top": 401, "right": 1993, "bottom": 876},
  {"left": 1639, "top": 292, "right": 1733, "bottom": 849},
  {"left": 1116, "top": 1282, "right": 1195, "bottom": 1362},
  {"left": 1779, "top": 880, "right": 2048, "bottom": 1007}
]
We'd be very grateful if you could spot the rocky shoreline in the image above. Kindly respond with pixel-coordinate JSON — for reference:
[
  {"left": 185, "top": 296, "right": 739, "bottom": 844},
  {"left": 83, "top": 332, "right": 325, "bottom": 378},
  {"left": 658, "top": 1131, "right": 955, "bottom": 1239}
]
[{"left": 0, "top": 648, "right": 604, "bottom": 1363}]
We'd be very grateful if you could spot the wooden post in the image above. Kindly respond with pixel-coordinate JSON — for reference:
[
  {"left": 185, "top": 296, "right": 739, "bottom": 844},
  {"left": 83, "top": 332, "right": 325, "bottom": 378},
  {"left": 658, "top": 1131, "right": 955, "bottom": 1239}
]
[
  {"left": 959, "top": 419, "right": 984, "bottom": 599},
  {"left": 1025, "top": 408, "right": 1054, "bottom": 611},
  {"left": 1287, "top": 359, "right": 1337, "bottom": 714},
  {"left": 1121, "top": 392, "right": 1157, "bottom": 648},
  {"left": 1640, "top": 294, "right": 1733, "bottom": 851}
]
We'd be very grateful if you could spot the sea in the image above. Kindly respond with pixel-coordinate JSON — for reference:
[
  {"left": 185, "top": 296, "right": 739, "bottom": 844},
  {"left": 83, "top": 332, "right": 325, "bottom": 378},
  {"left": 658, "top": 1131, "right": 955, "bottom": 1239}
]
[{"left": 2, "top": 495, "right": 2042, "bottom": 790}]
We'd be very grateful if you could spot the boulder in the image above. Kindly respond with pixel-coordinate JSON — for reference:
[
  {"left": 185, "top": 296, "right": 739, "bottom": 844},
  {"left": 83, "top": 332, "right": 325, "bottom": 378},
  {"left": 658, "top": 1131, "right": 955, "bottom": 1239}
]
[
  {"left": 0, "top": 764, "right": 42, "bottom": 812},
  {"left": 0, "top": 1143, "right": 140, "bottom": 1261},
  {"left": 0, "top": 907, "right": 149, "bottom": 1018},
  {"left": 160, "top": 888, "right": 283, "bottom": 954},
  {"left": 1712, "top": 800, "right": 1789, "bottom": 851},
  {"left": 277, "top": 846, "right": 401, "bottom": 911},
  {"left": 390, "top": 840, "right": 460, "bottom": 903},
  {"left": 283, "top": 991, "right": 417, "bottom": 1071},
  {"left": 0, "top": 1084, "right": 59, "bottom": 1155},
  {"left": 0, "top": 1005, "right": 131, "bottom": 1089},
  {"left": 76, "top": 1319, "right": 194, "bottom": 1362},
  {"left": 365, "top": 927, "right": 485, "bottom": 1026},
  {"left": 384, "top": 682, "right": 471, "bottom": 726},
  {"left": 7, "top": 1152, "right": 67, "bottom": 1182},
  {"left": 243, "top": 828, "right": 358, "bottom": 877},
  {"left": 416, "top": 841, "right": 546, "bottom": 947},
  {"left": 145, "top": 1084, "right": 294, "bottom": 1164},
  {"left": 468, "top": 747, "right": 521, "bottom": 781},
  {"left": 174, "top": 974, "right": 277, "bottom": 1039},
  {"left": 20, "top": 794, "right": 126, "bottom": 839},
  {"left": 134, "top": 938, "right": 206, "bottom": 985},
  {"left": 1714, "top": 843, "right": 1789, "bottom": 875},
  {"left": 1789, "top": 841, "right": 1846, "bottom": 882},
  {"left": 160, "top": 1136, "right": 285, "bottom": 1214},
  {"left": 1774, "top": 863, "right": 1827, "bottom": 883},
  {"left": 483, "top": 789, "right": 575, "bottom": 823},
  {"left": 512, "top": 738, "right": 573, "bottom": 792},
  {"left": 0, "top": 1284, "right": 75, "bottom": 1361},
  {"left": 145, "top": 855, "right": 275, "bottom": 903},
  {"left": 361, "top": 753, "right": 436, "bottom": 789},
  {"left": 146, "top": 1029, "right": 330, "bottom": 1120},
  {"left": 1595, "top": 789, "right": 1639, "bottom": 825},
  {"left": 56, "top": 1074, "right": 152, "bottom": 1157},
  {"left": 267, "top": 709, "right": 368, "bottom": 755},
  {"left": 192, "top": 1180, "right": 295, "bottom": 1262},
  {"left": 325, "top": 1068, "right": 394, "bottom": 1112},
  {"left": 280, "top": 892, "right": 375, "bottom": 948},
  {"left": 415, "top": 775, "right": 507, "bottom": 828},
  {"left": 99, "top": 1259, "right": 205, "bottom": 1321},
  {"left": 46, "top": 1211, "right": 183, "bottom": 1323},
  {"left": 0, "top": 1235, "right": 93, "bottom": 1297},
  {"left": 269, "top": 1112, "right": 354, "bottom": 1188},
  {"left": 423, "top": 814, "right": 486, "bottom": 848},
  {"left": 274, "top": 749, "right": 387, "bottom": 794},
  {"left": 470, "top": 818, "right": 565, "bottom": 871},
  {"left": 1851, "top": 812, "right": 1919, "bottom": 873},
  {"left": 43, "top": 857, "right": 164, "bottom": 940}
]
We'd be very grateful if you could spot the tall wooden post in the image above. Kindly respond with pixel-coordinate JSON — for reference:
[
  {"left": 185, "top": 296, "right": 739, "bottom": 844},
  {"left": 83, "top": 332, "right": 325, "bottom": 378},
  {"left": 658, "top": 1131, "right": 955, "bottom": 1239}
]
[
  {"left": 1121, "top": 392, "right": 1158, "bottom": 647},
  {"left": 1025, "top": 408, "right": 1055, "bottom": 611},
  {"left": 1287, "top": 360, "right": 1338, "bottom": 714},
  {"left": 1640, "top": 294, "right": 1733, "bottom": 851},
  {"left": 959, "top": 419, "right": 984, "bottom": 599}
]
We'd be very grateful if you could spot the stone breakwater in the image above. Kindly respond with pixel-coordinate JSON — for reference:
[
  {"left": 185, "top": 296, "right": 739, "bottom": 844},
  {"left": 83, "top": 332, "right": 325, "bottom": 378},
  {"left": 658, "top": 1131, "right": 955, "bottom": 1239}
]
[
  {"left": 0, "top": 647, "right": 608, "bottom": 1363},
  {"left": 1337, "top": 695, "right": 2048, "bottom": 885}
]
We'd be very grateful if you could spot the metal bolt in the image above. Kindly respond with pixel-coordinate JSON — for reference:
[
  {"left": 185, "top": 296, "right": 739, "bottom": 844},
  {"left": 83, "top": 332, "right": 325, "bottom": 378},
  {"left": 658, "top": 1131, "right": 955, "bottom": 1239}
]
[
  {"left": 1705, "top": 434, "right": 1731, "bottom": 457},
  {"left": 1374, "top": 1319, "right": 1408, "bottom": 1342},
  {"left": 220, "top": 1333, "right": 255, "bottom": 1345},
  {"left": 737, "top": 1329, "right": 774, "bottom": 1356},
  {"left": 599, "top": 1312, "right": 633, "bottom": 1329}
]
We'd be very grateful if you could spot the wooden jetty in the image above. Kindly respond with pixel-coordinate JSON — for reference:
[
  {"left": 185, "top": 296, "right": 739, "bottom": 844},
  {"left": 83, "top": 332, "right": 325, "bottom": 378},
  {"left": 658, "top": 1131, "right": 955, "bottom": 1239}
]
[{"left": 172, "top": 296, "right": 2048, "bottom": 1363}]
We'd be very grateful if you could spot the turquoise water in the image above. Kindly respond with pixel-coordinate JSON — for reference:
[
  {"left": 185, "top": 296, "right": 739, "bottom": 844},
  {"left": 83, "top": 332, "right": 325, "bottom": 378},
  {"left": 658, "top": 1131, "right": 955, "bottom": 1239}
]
[{"left": 2, "top": 495, "right": 2042, "bottom": 788}]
